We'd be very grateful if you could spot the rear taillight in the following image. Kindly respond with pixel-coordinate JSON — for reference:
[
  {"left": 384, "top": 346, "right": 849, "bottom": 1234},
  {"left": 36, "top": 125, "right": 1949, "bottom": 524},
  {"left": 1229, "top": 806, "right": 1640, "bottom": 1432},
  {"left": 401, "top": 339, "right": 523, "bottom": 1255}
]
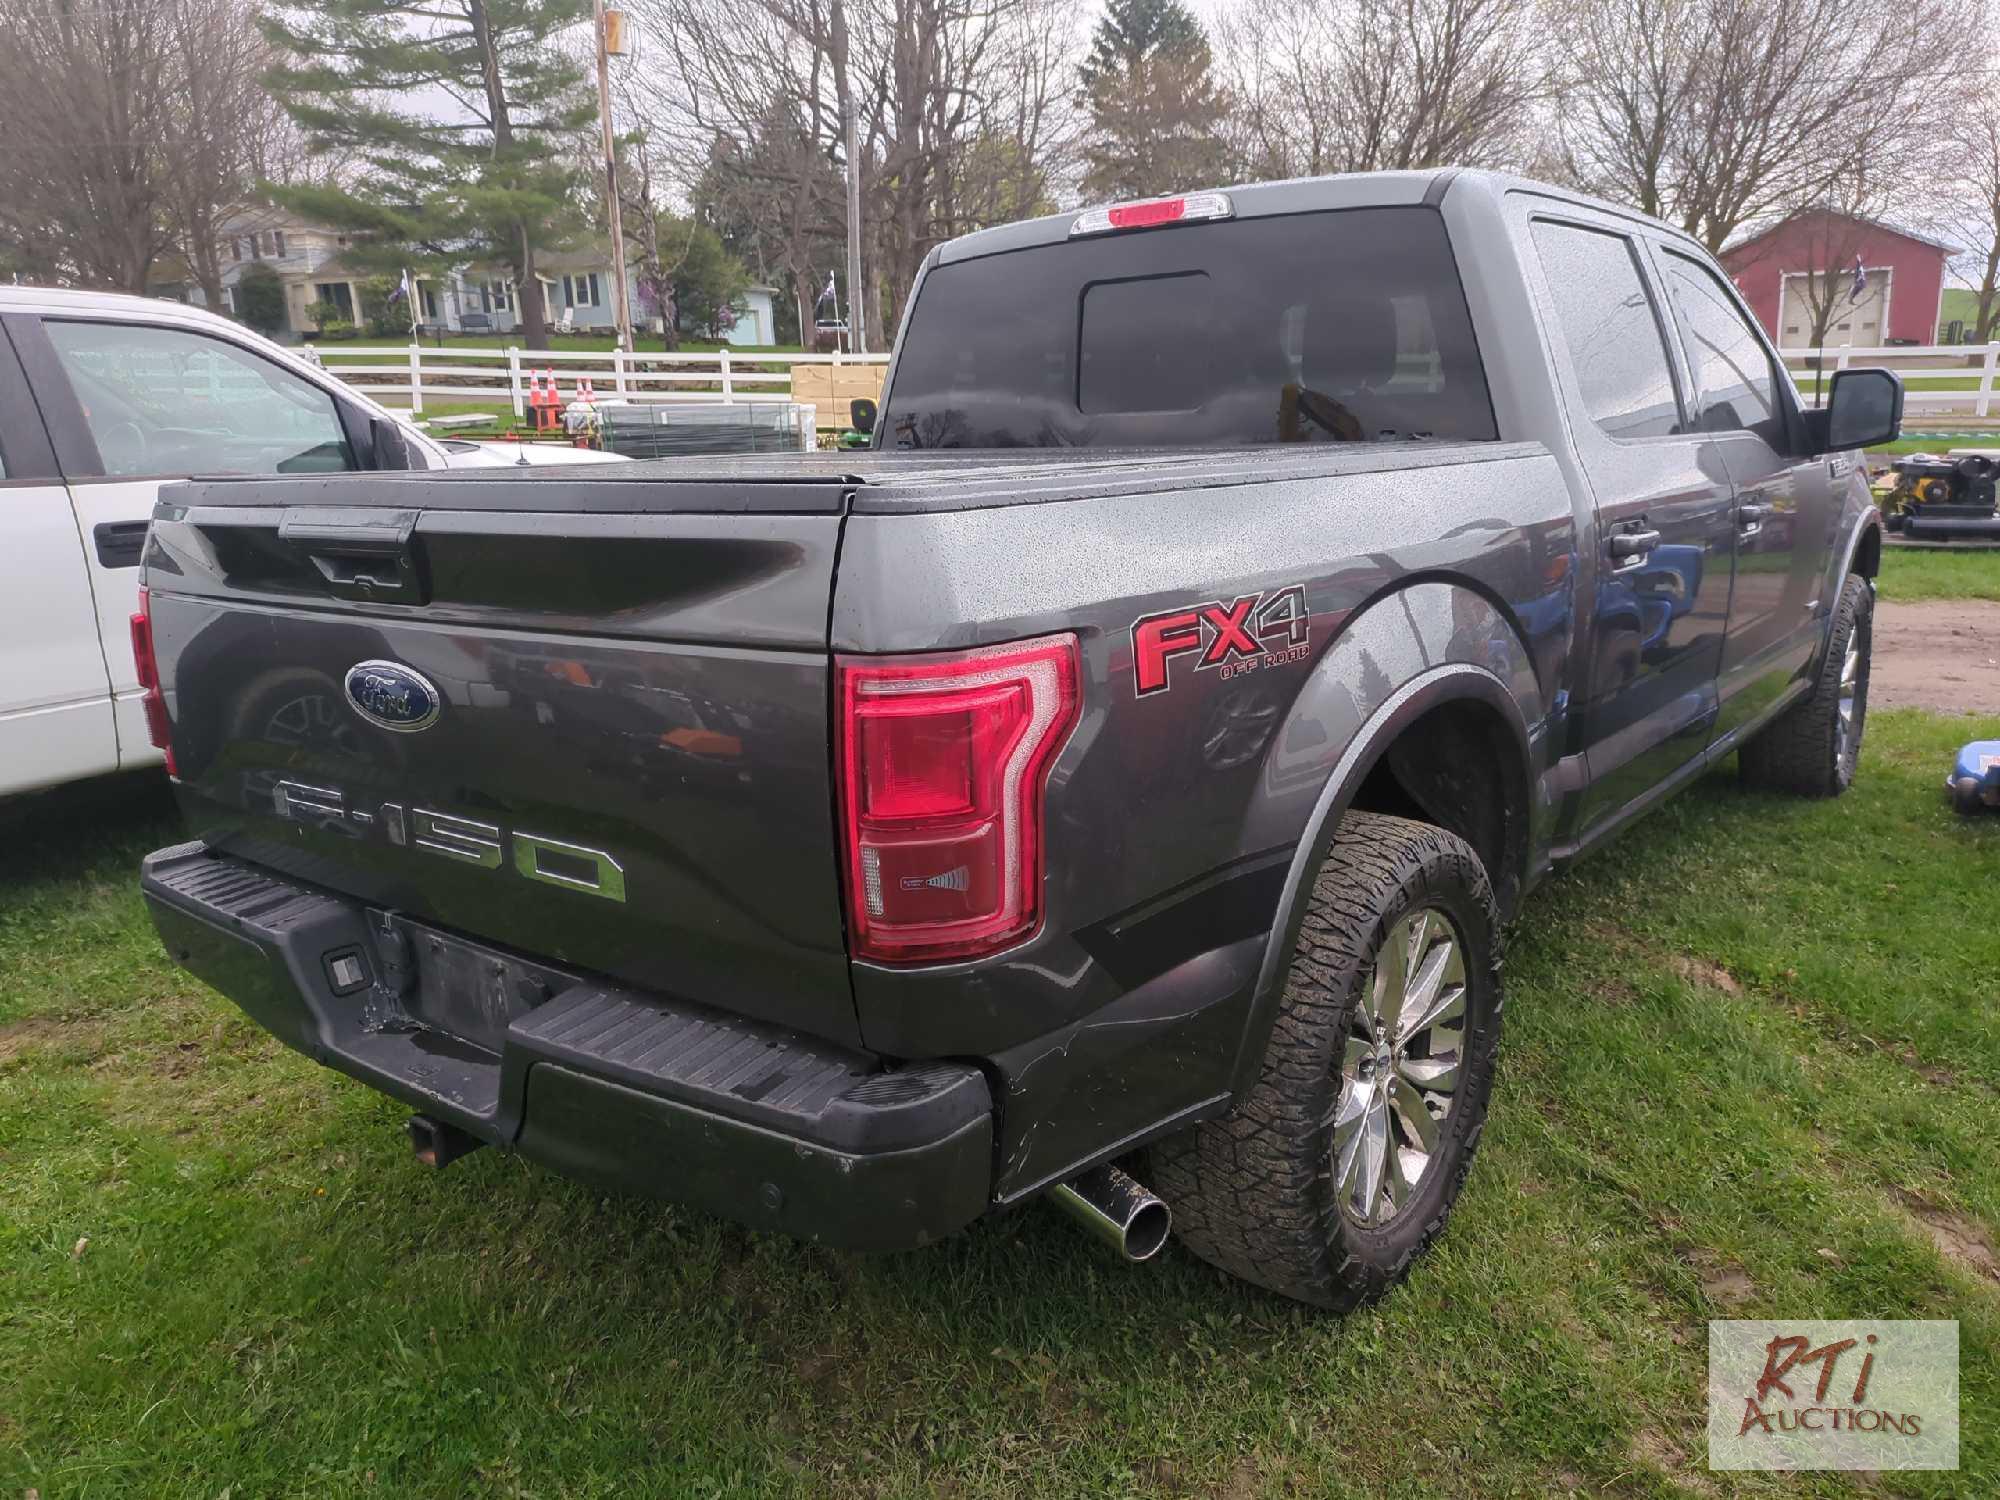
[
  {"left": 130, "top": 588, "right": 176, "bottom": 776},
  {"left": 837, "top": 633, "right": 1081, "bottom": 964}
]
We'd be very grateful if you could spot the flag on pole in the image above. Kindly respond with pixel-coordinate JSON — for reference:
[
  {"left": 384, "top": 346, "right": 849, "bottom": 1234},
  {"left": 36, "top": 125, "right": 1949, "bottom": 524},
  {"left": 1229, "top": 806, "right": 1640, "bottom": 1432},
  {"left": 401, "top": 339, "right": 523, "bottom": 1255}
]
[
  {"left": 816, "top": 272, "right": 837, "bottom": 312},
  {"left": 1848, "top": 253, "right": 1867, "bottom": 304}
]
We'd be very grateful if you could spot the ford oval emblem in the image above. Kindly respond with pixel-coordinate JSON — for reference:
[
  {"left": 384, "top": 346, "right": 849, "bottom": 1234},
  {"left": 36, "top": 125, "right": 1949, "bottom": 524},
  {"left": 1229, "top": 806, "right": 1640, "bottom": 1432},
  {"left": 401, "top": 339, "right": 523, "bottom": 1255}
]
[{"left": 344, "top": 660, "right": 442, "bottom": 733}]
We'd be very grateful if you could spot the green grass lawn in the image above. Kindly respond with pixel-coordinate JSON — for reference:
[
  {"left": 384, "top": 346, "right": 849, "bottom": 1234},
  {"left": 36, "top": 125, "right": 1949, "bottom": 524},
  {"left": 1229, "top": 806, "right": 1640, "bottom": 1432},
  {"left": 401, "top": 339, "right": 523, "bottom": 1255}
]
[
  {"left": 1877, "top": 547, "right": 2000, "bottom": 603},
  {"left": 1868, "top": 438, "right": 2000, "bottom": 457},
  {"left": 4, "top": 714, "right": 1997, "bottom": 1496}
]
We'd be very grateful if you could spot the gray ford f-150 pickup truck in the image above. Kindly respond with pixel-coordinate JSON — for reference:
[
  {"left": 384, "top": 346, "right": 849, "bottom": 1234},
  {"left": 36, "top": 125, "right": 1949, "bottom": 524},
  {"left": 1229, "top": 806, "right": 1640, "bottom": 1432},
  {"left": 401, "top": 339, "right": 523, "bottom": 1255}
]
[{"left": 137, "top": 170, "right": 1900, "bottom": 1308}]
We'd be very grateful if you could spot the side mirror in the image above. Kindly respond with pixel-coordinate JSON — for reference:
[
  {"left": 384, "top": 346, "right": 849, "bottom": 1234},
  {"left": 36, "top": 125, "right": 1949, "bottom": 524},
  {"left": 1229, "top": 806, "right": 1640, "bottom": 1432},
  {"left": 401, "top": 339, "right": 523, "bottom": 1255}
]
[
  {"left": 1816, "top": 368, "right": 1903, "bottom": 454},
  {"left": 849, "top": 397, "right": 877, "bottom": 435},
  {"left": 368, "top": 414, "right": 425, "bottom": 471},
  {"left": 370, "top": 418, "right": 432, "bottom": 470}
]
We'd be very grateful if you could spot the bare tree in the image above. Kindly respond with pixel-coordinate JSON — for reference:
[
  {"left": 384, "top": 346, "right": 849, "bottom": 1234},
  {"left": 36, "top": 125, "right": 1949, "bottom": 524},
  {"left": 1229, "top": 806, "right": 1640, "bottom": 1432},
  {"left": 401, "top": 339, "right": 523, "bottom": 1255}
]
[
  {"left": 1547, "top": 0, "right": 1973, "bottom": 252},
  {"left": 1221, "top": 0, "right": 1545, "bottom": 181},
  {"left": 1943, "top": 80, "right": 2000, "bottom": 344},
  {"left": 0, "top": 0, "right": 176, "bottom": 290},
  {"left": 630, "top": 0, "right": 1080, "bottom": 344},
  {"left": 158, "top": 0, "right": 295, "bottom": 309}
]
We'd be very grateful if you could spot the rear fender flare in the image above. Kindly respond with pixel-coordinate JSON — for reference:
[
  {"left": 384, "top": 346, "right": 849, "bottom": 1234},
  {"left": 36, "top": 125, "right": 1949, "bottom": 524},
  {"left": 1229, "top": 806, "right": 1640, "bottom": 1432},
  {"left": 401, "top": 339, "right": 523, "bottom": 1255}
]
[{"left": 1227, "top": 582, "right": 1546, "bottom": 1096}]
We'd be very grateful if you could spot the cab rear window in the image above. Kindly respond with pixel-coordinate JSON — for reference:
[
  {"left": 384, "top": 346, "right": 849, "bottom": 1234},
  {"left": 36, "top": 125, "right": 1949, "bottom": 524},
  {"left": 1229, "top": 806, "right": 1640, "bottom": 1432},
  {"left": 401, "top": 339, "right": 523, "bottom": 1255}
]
[{"left": 881, "top": 206, "right": 1496, "bottom": 450}]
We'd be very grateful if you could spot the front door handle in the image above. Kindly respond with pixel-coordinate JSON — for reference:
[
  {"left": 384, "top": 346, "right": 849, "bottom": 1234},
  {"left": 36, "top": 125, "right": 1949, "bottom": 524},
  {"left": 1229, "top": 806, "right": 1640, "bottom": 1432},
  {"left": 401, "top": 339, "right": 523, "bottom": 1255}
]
[
  {"left": 1737, "top": 501, "right": 1770, "bottom": 533},
  {"left": 1608, "top": 528, "right": 1662, "bottom": 571}
]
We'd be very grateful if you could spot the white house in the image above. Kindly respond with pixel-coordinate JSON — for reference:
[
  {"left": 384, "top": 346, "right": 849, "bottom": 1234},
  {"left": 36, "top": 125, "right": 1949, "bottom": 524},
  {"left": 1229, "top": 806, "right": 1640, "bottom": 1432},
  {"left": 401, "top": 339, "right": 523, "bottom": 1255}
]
[
  {"left": 153, "top": 212, "right": 786, "bottom": 345},
  {"left": 148, "top": 209, "right": 375, "bottom": 341}
]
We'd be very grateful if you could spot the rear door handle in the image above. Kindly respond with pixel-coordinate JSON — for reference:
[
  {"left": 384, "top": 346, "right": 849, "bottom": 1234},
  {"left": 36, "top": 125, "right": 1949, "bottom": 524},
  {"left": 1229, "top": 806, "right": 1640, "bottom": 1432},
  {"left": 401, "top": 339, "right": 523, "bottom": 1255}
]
[
  {"left": 1608, "top": 528, "right": 1662, "bottom": 571},
  {"left": 1737, "top": 501, "right": 1770, "bottom": 533}
]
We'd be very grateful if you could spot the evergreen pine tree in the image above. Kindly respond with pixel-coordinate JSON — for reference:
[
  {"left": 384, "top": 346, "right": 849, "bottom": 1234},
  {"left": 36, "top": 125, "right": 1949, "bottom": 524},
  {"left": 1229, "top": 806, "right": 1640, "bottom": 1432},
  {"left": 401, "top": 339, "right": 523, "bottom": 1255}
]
[
  {"left": 260, "top": 0, "right": 595, "bottom": 348},
  {"left": 1078, "top": 0, "right": 1231, "bottom": 201}
]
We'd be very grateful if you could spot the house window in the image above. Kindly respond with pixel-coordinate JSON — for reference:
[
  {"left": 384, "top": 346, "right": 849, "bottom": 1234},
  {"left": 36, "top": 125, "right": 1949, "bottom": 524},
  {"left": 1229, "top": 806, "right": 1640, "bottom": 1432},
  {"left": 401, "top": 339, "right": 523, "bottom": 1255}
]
[
  {"left": 313, "top": 282, "right": 354, "bottom": 320},
  {"left": 566, "top": 274, "right": 598, "bottom": 308},
  {"left": 273, "top": 231, "right": 287, "bottom": 258},
  {"left": 484, "top": 279, "right": 512, "bottom": 311},
  {"left": 420, "top": 282, "right": 440, "bottom": 321}
]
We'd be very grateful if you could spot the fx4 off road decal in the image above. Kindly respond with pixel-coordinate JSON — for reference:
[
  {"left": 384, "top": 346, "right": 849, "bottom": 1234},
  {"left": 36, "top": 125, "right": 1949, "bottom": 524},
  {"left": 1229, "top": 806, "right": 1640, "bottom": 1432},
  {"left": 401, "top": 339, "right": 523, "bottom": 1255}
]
[{"left": 1131, "top": 585, "right": 1310, "bottom": 697}]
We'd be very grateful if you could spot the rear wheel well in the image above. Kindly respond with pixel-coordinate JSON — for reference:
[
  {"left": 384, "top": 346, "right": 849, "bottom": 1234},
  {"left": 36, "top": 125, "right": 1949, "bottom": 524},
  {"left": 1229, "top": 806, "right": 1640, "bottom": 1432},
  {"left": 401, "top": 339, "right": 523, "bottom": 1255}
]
[{"left": 1346, "top": 698, "right": 1529, "bottom": 919}]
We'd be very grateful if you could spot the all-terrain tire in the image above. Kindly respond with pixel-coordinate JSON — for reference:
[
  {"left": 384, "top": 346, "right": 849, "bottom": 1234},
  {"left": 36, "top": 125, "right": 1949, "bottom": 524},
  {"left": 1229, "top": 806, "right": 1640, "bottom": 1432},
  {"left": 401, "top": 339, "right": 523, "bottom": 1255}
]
[
  {"left": 1151, "top": 811, "right": 1502, "bottom": 1310},
  {"left": 1738, "top": 572, "right": 1873, "bottom": 797}
]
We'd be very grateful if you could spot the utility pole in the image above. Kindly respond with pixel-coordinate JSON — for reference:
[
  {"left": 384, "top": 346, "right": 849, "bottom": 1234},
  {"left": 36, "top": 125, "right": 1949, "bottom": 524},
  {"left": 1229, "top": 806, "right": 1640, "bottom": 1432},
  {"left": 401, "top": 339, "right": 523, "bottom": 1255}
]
[
  {"left": 831, "top": 0, "right": 865, "bottom": 354},
  {"left": 593, "top": 0, "right": 634, "bottom": 353}
]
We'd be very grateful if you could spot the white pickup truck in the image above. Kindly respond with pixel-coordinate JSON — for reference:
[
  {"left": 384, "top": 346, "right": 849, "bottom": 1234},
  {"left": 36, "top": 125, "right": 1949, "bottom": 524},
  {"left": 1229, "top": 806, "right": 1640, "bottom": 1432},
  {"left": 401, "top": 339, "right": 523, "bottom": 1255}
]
[{"left": 0, "top": 287, "right": 621, "bottom": 800}]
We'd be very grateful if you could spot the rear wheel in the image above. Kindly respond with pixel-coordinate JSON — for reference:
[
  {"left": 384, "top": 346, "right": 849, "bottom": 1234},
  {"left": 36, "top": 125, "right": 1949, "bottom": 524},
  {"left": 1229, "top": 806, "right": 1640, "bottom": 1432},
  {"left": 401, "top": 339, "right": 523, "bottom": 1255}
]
[
  {"left": 1738, "top": 572, "right": 1872, "bottom": 797},
  {"left": 1151, "top": 811, "right": 1502, "bottom": 1310}
]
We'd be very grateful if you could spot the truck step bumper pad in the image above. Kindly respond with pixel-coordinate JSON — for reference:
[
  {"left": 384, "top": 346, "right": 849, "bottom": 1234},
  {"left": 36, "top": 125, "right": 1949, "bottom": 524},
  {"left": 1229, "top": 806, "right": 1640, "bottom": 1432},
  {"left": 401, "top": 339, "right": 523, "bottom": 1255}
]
[{"left": 141, "top": 842, "right": 993, "bottom": 1250}]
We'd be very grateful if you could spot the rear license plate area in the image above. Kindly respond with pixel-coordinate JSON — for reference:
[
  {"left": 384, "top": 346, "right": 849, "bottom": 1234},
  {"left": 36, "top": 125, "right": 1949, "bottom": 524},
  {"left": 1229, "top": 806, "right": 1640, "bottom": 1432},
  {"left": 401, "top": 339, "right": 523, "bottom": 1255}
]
[{"left": 371, "top": 912, "right": 574, "bottom": 1054}]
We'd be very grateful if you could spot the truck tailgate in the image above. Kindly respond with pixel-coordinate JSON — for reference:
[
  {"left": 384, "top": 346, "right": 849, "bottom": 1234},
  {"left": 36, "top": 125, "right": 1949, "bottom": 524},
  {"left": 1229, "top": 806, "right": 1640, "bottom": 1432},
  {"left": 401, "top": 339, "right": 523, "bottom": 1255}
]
[{"left": 146, "top": 472, "right": 859, "bottom": 1045}]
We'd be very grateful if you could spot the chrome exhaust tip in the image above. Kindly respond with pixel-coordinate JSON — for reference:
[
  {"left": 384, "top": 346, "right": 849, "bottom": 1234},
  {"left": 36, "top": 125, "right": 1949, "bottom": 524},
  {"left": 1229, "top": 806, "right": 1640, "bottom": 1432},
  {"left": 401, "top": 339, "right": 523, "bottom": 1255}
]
[{"left": 1049, "top": 1162, "right": 1172, "bottom": 1262}]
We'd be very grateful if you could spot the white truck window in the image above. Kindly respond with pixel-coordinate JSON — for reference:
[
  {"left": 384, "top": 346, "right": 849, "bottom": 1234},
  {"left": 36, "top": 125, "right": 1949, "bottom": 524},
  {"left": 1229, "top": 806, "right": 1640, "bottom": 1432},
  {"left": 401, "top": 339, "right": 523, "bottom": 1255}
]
[{"left": 44, "top": 319, "right": 358, "bottom": 478}]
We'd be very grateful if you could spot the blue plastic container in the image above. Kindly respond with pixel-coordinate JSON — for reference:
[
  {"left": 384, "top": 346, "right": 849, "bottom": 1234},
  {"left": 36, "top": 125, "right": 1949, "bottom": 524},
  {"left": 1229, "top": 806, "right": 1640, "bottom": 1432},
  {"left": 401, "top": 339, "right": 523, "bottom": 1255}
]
[{"left": 1948, "top": 740, "right": 2000, "bottom": 814}]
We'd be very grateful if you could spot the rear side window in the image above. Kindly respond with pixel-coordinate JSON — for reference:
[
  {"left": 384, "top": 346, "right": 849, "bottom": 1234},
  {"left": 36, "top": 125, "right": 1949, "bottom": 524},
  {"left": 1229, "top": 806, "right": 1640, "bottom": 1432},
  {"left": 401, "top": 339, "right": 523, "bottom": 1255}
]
[
  {"left": 44, "top": 319, "right": 357, "bottom": 478},
  {"left": 1531, "top": 221, "right": 1683, "bottom": 440},
  {"left": 1658, "top": 253, "right": 1783, "bottom": 445},
  {"left": 882, "top": 206, "right": 1496, "bottom": 449}
]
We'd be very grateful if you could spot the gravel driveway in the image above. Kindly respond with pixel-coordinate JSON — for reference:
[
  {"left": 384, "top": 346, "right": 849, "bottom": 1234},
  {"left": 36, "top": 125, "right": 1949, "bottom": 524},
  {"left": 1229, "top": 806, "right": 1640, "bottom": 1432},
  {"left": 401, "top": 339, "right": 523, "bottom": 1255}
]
[{"left": 1871, "top": 598, "right": 2000, "bottom": 715}]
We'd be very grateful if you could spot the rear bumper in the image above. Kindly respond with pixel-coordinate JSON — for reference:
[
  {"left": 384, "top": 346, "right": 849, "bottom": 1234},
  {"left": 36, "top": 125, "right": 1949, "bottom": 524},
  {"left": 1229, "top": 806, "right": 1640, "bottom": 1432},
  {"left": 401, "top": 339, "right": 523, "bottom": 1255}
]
[{"left": 141, "top": 842, "right": 993, "bottom": 1250}]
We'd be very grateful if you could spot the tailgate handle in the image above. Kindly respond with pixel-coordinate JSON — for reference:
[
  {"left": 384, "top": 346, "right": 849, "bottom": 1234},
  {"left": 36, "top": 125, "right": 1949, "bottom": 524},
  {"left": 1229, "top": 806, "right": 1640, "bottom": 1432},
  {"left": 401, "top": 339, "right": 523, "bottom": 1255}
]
[{"left": 278, "top": 507, "right": 428, "bottom": 605}]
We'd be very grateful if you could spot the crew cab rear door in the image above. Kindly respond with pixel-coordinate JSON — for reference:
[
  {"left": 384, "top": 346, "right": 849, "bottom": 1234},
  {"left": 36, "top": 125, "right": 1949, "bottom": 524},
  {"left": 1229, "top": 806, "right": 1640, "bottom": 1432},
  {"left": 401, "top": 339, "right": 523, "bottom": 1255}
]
[
  {"left": 1649, "top": 248, "right": 1835, "bottom": 746},
  {"left": 1521, "top": 211, "right": 1736, "bottom": 837}
]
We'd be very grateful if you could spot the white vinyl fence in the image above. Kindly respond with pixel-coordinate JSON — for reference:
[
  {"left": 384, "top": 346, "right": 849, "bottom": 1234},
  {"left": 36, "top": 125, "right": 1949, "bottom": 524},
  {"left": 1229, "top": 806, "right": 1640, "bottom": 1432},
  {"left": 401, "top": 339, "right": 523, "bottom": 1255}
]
[
  {"left": 1787, "top": 343, "right": 2000, "bottom": 419},
  {"left": 316, "top": 344, "right": 891, "bottom": 421},
  {"left": 319, "top": 339, "right": 2000, "bottom": 425}
]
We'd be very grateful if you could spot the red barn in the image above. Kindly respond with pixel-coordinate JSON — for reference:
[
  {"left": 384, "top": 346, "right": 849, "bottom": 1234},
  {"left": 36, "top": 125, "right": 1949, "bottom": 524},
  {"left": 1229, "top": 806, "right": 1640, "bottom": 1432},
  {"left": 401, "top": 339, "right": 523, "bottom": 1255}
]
[{"left": 1721, "top": 210, "right": 1948, "bottom": 351}]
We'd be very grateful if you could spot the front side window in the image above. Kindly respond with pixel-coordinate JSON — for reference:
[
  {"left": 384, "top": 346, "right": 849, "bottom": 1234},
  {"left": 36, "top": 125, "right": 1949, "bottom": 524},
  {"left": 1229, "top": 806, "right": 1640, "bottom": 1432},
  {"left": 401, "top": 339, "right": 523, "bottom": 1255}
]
[
  {"left": 45, "top": 319, "right": 358, "bottom": 478},
  {"left": 880, "top": 206, "right": 1496, "bottom": 449},
  {"left": 1531, "top": 221, "right": 1683, "bottom": 441},
  {"left": 1660, "top": 252, "right": 1783, "bottom": 444}
]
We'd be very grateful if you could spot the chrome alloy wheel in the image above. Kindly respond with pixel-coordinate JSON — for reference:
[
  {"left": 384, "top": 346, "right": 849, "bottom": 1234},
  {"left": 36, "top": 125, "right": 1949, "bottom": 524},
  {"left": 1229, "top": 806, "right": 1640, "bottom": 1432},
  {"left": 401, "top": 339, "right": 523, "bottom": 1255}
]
[
  {"left": 1835, "top": 631, "right": 1864, "bottom": 770},
  {"left": 1332, "top": 907, "right": 1467, "bottom": 1227}
]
